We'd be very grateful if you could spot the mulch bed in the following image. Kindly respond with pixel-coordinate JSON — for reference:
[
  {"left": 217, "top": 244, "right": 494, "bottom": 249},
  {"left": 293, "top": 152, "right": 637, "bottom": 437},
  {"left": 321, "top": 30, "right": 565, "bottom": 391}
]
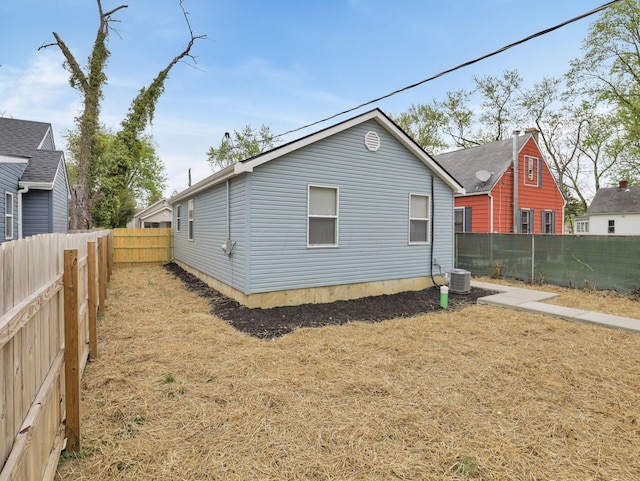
[{"left": 164, "top": 262, "right": 497, "bottom": 339}]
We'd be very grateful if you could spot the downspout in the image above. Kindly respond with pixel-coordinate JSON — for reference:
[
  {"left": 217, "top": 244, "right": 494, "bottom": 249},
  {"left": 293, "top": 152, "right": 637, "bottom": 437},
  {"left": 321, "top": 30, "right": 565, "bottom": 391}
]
[
  {"left": 512, "top": 130, "right": 519, "bottom": 233},
  {"left": 226, "top": 179, "right": 230, "bottom": 240},
  {"left": 430, "top": 175, "right": 441, "bottom": 287},
  {"left": 17, "top": 186, "right": 29, "bottom": 239},
  {"left": 488, "top": 192, "right": 494, "bottom": 233}
]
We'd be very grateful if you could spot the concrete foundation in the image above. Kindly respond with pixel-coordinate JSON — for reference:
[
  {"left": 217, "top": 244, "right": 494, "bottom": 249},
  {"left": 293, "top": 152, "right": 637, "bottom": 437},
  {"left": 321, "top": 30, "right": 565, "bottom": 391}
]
[{"left": 174, "top": 260, "right": 443, "bottom": 308}]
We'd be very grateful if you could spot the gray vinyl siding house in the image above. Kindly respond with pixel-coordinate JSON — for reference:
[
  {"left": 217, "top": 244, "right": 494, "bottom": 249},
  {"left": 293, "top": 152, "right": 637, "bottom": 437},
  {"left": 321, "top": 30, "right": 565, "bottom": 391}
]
[
  {"left": 0, "top": 118, "right": 70, "bottom": 243},
  {"left": 171, "top": 109, "right": 464, "bottom": 308}
]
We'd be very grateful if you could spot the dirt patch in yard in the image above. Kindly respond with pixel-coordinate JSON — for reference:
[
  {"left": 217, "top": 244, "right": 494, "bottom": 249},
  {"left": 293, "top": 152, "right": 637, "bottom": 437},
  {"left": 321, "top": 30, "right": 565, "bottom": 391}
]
[
  {"left": 163, "top": 262, "right": 498, "bottom": 339},
  {"left": 55, "top": 265, "right": 640, "bottom": 481}
]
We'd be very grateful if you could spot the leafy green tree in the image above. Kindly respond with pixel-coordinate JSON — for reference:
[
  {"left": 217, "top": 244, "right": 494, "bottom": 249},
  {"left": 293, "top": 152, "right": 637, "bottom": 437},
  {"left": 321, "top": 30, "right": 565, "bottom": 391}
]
[
  {"left": 567, "top": 0, "right": 640, "bottom": 165},
  {"left": 40, "top": 0, "right": 203, "bottom": 229},
  {"left": 436, "top": 90, "right": 476, "bottom": 149},
  {"left": 207, "top": 124, "right": 277, "bottom": 171},
  {"left": 391, "top": 103, "right": 448, "bottom": 153},
  {"left": 474, "top": 69, "right": 524, "bottom": 142},
  {"left": 66, "top": 128, "right": 166, "bottom": 228}
]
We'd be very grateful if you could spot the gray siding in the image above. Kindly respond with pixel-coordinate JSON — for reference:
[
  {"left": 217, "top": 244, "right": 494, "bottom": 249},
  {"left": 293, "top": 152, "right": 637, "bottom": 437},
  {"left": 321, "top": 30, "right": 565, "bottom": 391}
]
[
  {"left": 246, "top": 119, "right": 454, "bottom": 293},
  {"left": 0, "top": 163, "right": 27, "bottom": 243},
  {"left": 51, "top": 162, "right": 69, "bottom": 233},
  {"left": 172, "top": 118, "right": 457, "bottom": 296},
  {"left": 173, "top": 177, "right": 248, "bottom": 292},
  {"left": 22, "top": 189, "right": 51, "bottom": 237}
]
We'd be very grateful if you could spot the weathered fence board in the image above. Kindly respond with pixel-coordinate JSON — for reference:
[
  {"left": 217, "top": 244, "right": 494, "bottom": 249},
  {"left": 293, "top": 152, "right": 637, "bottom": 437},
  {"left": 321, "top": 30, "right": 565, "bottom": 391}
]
[{"left": 0, "top": 230, "right": 112, "bottom": 481}]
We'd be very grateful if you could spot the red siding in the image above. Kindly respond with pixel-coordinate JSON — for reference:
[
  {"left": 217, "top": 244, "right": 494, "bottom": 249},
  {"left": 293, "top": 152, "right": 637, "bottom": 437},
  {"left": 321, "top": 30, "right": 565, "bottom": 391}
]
[
  {"left": 454, "top": 194, "right": 491, "bottom": 232},
  {"left": 517, "top": 138, "right": 565, "bottom": 233},
  {"left": 491, "top": 169, "right": 515, "bottom": 233}
]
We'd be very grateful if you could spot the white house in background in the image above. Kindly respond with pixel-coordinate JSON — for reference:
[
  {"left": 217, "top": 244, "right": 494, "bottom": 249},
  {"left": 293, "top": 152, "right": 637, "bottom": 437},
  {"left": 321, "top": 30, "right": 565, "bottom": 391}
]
[
  {"left": 576, "top": 180, "right": 640, "bottom": 235},
  {"left": 128, "top": 198, "right": 172, "bottom": 228}
]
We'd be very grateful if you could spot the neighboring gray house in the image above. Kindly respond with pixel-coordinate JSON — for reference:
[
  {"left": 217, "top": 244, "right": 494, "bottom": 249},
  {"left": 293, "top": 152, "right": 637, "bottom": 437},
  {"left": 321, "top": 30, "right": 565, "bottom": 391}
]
[
  {"left": 127, "top": 198, "right": 172, "bottom": 228},
  {"left": 0, "top": 117, "right": 70, "bottom": 243},
  {"left": 575, "top": 180, "right": 640, "bottom": 235},
  {"left": 170, "top": 109, "right": 464, "bottom": 308}
]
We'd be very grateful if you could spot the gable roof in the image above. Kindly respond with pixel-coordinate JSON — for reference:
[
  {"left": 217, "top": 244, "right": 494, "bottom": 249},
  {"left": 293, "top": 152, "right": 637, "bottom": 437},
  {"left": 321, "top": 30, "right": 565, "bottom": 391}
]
[
  {"left": 0, "top": 117, "right": 53, "bottom": 153},
  {"left": 171, "top": 109, "right": 463, "bottom": 203},
  {"left": 134, "top": 198, "right": 172, "bottom": 221},
  {"left": 587, "top": 185, "right": 640, "bottom": 214},
  {"left": 434, "top": 134, "right": 532, "bottom": 195},
  {"left": 0, "top": 117, "right": 68, "bottom": 190}
]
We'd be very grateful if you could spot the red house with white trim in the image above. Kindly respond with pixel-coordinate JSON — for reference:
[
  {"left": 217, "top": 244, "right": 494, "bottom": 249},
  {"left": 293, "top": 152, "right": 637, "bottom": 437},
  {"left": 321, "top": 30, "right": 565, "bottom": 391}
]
[{"left": 435, "top": 131, "right": 565, "bottom": 234}]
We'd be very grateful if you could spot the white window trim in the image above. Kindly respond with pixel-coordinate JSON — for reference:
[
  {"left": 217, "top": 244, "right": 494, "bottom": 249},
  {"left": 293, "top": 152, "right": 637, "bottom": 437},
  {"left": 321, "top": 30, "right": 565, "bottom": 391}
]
[
  {"left": 5, "top": 192, "right": 14, "bottom": 240},
  {"left": 175, "top": 204, "right": 181, "bottom": 232},
  {"left": 544, "top": 210, "right": 553, "bottom": 234},
  {"left": 188, "top": 199, "right": 194, "bottom": 241},
  {"left": 307, "top": 184, "right": 339, "bottom": 248},
  {"left": 521, "top": 208, "right": 531, "bottom": 234},
  {"left": 409, "top": 193, "right": 430, "bottom": 245},
  {"left": 524, "top": 155, "right": 539, "bottom": 187}
]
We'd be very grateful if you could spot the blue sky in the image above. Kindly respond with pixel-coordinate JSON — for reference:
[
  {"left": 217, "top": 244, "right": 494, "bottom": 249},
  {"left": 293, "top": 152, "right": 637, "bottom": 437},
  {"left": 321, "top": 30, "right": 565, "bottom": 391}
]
[{"left": 0, "top": 0, "right": 610, "bottom": 197}]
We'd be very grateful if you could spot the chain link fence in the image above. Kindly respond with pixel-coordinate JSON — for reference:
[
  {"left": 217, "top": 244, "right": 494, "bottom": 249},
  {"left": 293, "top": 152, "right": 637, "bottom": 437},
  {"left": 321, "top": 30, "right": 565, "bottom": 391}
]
[{"left": 455, "top": 233, "right": 640, "bottom": 294}]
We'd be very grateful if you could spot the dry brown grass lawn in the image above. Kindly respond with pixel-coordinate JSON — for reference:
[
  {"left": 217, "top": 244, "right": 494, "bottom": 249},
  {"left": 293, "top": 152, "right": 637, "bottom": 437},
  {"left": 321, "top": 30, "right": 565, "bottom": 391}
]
[{"left": 55, "top": 266, "right": 640, "bottom": 481}]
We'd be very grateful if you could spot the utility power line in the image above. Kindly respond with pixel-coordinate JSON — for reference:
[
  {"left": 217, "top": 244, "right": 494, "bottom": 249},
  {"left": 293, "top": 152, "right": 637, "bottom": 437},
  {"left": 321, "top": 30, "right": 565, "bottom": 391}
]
[{"left": 272, "top": 0, "right": 622, "bottom": 141}]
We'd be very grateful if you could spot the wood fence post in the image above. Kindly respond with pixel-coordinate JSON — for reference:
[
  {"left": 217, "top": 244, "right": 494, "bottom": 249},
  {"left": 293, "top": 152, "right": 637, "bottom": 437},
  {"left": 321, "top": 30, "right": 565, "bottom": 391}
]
[
  {"left": 87, "top": 241, "right": 98, "bottom": 360},
  {"left": 63, "top": 249, "right": 81, "bottom": 452},
  {"left": 97, "top": 237, "right": 107, "bottom": 316},
  {"left": 107, "top": 231, "right": 114, "bottom": 280}
]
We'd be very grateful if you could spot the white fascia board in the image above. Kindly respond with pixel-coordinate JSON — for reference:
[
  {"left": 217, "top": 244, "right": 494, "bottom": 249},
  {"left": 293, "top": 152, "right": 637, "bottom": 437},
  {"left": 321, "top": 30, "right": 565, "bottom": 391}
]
[
  {"left": 236, "top": 110, "right": 384, "bottom": 174},
  {"left": 140, "top": 206, "right": 172, "bottom": 221},
  {"left": 237, "top": 110, "right": 465, "bottom": 195},
  {"left": 18, "top": 181, "right": 54, "bottom": 190},
  {"left": 0, "top": 155, "right": 29, "bottom": 163},
  {"left": 370, "top": 114, "right": 465, "bottom": 195},
  {"left": 136, "top": 199, "right": 166, "bottom": 217},
  {"left": 169, "top": 164, "right": 236, "bottom": 204}
]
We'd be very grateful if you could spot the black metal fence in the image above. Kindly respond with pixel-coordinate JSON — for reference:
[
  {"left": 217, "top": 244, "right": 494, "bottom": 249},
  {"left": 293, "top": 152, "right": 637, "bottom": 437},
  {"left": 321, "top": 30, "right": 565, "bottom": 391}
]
[{"left": 455, "top": 233, "right": 640, "bottom": 293}]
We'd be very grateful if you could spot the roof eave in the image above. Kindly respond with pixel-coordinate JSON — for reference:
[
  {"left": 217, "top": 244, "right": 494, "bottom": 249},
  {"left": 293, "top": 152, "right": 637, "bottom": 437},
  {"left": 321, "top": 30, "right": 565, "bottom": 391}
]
[{"left": 19, "top": 181, "right": 54, "bottom": 190}]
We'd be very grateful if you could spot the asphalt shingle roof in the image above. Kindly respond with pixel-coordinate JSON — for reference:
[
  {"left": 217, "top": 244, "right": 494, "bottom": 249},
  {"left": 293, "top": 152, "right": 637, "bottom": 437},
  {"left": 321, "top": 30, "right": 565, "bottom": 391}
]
[
  {"left": 587, "top": 185, "right": 640, "bottom": 214},
  {"left": 434, "top": 135, "right": 530, "bottom": 194},
  {"left": 0, "top": 117, "right": 64, "bottom": 184}
]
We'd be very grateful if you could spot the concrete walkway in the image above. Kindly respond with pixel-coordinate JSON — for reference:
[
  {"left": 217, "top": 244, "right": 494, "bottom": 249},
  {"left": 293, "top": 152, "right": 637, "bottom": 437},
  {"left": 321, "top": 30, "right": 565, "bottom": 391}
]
[{"left": 472, "top": 280, "right": 640, "bottom": 333}]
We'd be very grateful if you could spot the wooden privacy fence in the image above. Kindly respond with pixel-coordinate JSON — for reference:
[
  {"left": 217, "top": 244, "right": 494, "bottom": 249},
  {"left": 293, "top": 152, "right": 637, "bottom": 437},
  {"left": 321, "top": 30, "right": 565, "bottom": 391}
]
[
  {"left": 0, "top": 230, "right": 112, "bottom": 481},
  {"left": 112, "top": 228, "right": 172, "bottom": 266}
]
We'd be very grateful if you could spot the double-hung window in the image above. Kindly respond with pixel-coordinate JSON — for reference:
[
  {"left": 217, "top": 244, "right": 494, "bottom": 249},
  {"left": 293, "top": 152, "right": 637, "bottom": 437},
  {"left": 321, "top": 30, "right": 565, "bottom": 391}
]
[
  {"left": 608, "top": 219, "right": 615, "bottom": 234},
  {"left": 454, "top": 207, "right": 464, "bottom": 233},
  {"left": 521, "top": 209, "right": 531, "bottom": 234},
  {"left": 308, "top": 185, "right": 338, "bottom": 247},
  {"left": 175, "top": 204, "right": 181, "bottom": 232},
  {"left": 546, "top": 211, "right": 553, "bottom": 233},
  {"left": 188, "top": 200, "right": 194, "bottom": 241},
  {"left": 5, "top": 192, "right": 14, "bottom": 240},
  {"left": 409, "top": 194, "right": 430, "bottom": 244}
]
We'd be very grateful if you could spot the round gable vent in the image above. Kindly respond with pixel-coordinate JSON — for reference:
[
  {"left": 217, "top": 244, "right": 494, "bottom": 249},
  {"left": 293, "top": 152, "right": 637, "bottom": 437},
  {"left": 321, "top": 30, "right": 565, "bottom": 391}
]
[{"left": 364, "top": 131, "right": 381, "bottom": 152}]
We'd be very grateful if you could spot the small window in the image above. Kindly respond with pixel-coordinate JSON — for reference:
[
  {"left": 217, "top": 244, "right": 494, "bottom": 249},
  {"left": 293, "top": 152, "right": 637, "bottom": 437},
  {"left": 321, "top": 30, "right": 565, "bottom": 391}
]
[
  {"left": 5, "top": 192, "right": 14, "bottom": 240},
  {"left": 175, "top": 204, "right": 181, "bottom": 232},
  {"left": 188, "top": 200, "right": 194, "bottom": 241},
  {"left": 543, "top": 211, "right": 554, "bottom": 234},
  {"left": 576, "top": 220, "right": 589, "bottom": 233},
  {"left": 524, "top": 155, "right": 540, "bottom": 187},
  {"left": 608, "top": 219, "right": 615, "bottom": 234},
  {"left": 308, "top": 185, "right": 338, "bottom": 247},
  {"left": 454, "top": 207, "right": 464, "bottom": 233},
  {"left": 521, "top": 209, "right": 531, "bottom": 234},
  {"left": 409, "top": 194, "right": 430, "bottom": 244}
]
